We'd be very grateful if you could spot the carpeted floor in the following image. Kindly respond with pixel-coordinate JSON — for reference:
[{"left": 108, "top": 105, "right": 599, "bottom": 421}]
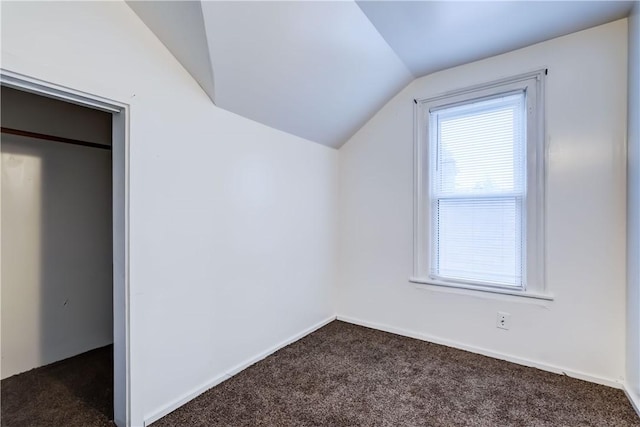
[
  {"left": 2, "top": 323, "right": 639, "bottom": 426},
  {"left": 1, "top": 345, "right": 115, "bottom": 427},
  {"left": 155, "top": 321, "right": 639, "bottom": 427}
]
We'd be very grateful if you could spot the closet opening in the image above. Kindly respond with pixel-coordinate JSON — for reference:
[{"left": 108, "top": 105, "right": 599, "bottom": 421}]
[{"left": 0, "top": 77, "right": 129, "bottom": 427}]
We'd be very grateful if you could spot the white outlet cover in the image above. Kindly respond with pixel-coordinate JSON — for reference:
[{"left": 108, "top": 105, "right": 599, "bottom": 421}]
[{"left": 497, "top": 312, "right": 511, "bottom": 330}]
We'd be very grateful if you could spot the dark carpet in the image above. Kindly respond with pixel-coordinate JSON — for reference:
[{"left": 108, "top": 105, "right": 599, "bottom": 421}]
[
  {"left": 1, "top": 345, "right": 115, "bottom": 427},
  {"left": 154, "top": 321, "right": 639, "bottom": 427},
  {"left": 2, "top": 323, "right": 638, "bottom": 427}
]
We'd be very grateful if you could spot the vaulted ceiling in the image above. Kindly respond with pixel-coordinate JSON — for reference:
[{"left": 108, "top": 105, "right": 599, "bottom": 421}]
[{"left": 127, "top": 1, "right": 634, "bottom": 149}]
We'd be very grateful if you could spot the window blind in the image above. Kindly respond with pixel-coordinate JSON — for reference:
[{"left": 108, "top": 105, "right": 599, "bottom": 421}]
[{"left": 429, "top": 92, "right": 526, "bottom": 288}]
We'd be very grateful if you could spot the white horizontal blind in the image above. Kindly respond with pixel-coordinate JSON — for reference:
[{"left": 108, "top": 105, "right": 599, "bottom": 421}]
[{"left": 430, "top": 92, "right": 526, "bottom": 288}]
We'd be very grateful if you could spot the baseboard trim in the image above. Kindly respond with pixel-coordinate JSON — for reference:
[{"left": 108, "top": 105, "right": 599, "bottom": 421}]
[
  {"left": 624, "top": 384, "right": 640, "bottom": 417},
  {"left": 336, "top": 315, "right": 623, "bottom": 390},
  {"left": 144, "top": 315, "right": 337, "bottom": 426},
  {"left": 223, "top": 315, "right": 336, "bottom": 378}
]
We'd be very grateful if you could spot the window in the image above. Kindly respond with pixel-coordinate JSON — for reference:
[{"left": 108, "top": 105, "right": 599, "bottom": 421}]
[{"left": 412, "top": 70, "right": 547, "bottom": 298}]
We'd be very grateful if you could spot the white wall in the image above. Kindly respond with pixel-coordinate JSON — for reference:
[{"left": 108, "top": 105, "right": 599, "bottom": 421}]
[
  {"left": 1, "top": 2, "right": 337, "bottom": 425},
  {"left": 338, "top": 19, "right": 628, "bottom": 385},
  {"left": 1, "top": 132, "right": 113, "bottom": 379},
  {"left": 627, "top": 1, "right": 640, "bottom": 404}
]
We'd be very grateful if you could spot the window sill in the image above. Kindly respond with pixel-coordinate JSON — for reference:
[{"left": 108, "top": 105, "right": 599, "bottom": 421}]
[{"left": 408, "top": 277, "right": 554, "bottom": 301}]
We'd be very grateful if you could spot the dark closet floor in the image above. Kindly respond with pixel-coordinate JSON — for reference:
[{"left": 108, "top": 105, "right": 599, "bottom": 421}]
[{"left": 1, "top": 345, "right": 115, "bottom": 427}]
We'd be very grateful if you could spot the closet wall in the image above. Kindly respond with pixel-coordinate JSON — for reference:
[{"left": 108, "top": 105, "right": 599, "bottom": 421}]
[{"left": 1, "top": 87, "right": 113, "bottom": 379}]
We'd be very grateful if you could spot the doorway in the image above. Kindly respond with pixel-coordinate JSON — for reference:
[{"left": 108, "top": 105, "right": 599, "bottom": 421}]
[{"left": 0, "top": 72, "right": 129, "bottom": 427}]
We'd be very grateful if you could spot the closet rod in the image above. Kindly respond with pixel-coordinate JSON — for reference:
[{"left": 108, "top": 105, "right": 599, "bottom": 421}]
[{"left": 1, "top": 127, "right": 111, "bottom": 151}]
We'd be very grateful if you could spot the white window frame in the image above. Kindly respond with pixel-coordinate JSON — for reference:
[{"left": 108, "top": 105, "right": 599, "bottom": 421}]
[{"left": 411, "top": 70, "right": 549, "bottom": 300}]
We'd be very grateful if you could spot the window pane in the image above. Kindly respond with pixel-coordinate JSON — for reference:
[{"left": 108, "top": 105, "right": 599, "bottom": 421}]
[
  {"left": 433, "top": 93, "right": 525, "bottom": 196},
  {"left": 429, "top": 92, "right": 526, "bottom": 289},
  {"left": 434, "top": 197, "right": 522, "bottom": 287}
]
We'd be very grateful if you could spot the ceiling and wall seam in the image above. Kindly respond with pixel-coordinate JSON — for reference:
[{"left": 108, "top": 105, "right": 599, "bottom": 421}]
[
  {"left": 127, "top": 0, "right": 635, "bottom": 149},
  {"left": 126, "top": 0, "right": 216, "bottom": 104},
  {"left": 353, "top": 2, "right": 415, "bottom": 79},
  {"left": 196, "top": 0, "right": 216, "bottom": 105}
]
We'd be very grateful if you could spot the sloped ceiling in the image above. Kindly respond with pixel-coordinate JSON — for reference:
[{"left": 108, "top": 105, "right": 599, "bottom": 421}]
[
  {"left": 357, "top": 1, "right": 634, "bottom": 77},
  {"left": 200, "top": 1, "right": 412, "bottom": 148},
  {"left": 128, "top": 0, "right": 412, "bottom": 148},
  {"left": 127, "top": 1, "right": 215, "bottom": 102},
  {"left": 127, "top": 1, "right": 635, "bottom": 149}
]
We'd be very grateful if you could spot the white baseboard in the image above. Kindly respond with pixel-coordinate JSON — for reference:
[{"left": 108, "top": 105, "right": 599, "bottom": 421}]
[
  {"left": 144, "top": 313, "right": 629, "bottom": 426},
  {"left": 337, "top": 315, "right": 624, "bottom": 390},
  {"left": 144, "top": 315, "right": 336, "bottom": 426},
  {"left": 223, "top": 315, "right": 335, "bottom": 378},
  {"left": 624, "top": 384, "right": 640, "bottom": 417}
]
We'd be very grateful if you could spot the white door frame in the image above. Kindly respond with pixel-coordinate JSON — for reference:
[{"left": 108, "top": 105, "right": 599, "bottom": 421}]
[{"left": 0, "top": 69, "right": 131, "bottom": 427}]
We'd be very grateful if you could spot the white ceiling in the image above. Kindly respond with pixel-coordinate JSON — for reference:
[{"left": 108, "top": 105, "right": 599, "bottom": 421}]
[
  {"left": 200, "top": 1, "right": 412, "bottom": 148},
  {"left": 357, "top": 1, "right": 634, "bottom": 77},
  {"left": 128, "top": 1, "right": 635, "bottom": 149}
]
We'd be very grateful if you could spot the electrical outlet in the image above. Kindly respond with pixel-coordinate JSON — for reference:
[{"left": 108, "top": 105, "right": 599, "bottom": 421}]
[{"left": 497, "top": 312, "right": 511, "bottom": 330}]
